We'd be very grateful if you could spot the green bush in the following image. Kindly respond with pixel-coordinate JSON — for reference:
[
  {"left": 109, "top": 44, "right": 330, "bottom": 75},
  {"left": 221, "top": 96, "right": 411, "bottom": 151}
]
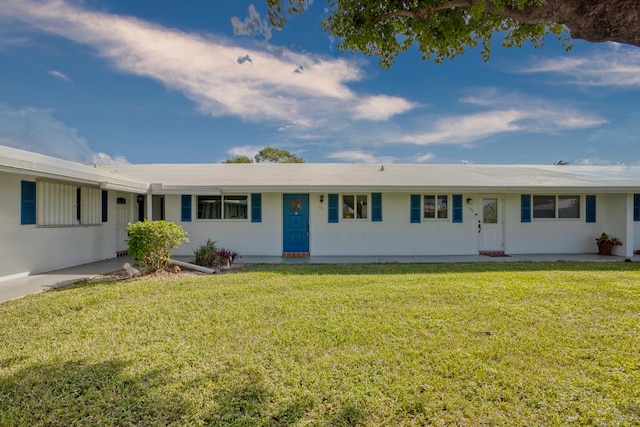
[
  {"left": 126, "top": 220, "right": 189, "bottom": 271},
  {"left": 193, "top": 239, "right": 217, "bottom": 267}
]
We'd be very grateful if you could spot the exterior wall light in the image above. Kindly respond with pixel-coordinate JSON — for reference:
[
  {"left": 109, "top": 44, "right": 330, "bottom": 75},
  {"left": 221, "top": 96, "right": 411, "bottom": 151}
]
[
  {"left": 466, "top": 198, "right": 473, "bottom": 205},
  {"left": 319, "top": 195, "right": 324, "bottom": 204}
]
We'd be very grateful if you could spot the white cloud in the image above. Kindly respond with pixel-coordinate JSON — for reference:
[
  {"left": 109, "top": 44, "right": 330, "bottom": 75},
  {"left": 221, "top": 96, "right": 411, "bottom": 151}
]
[
  {"left": 573, "top": 157, "right": 622, "bottom": 166},
  {"left": 353, "top": 95, "right": 415, "bottom": 121},
  {"left": 402, "top": 91, "right": 607, "bottom": 146},
  {"left": 226, "top": 145, "right": 260, "bottom": 158},
  {"left": 0, "top": 103, "right": 128, "bottom": 164},
  {"left": 520, "top": 46, "right": 640, "bottom": 87},
  {"left": 48, "top": 69, "right": 71, "bottom": 83},
  {"left": 326, "top": 150, "right": 394, "bottom": 163},
  {"left": 415, "top": 152, "right": 435, "bottom": 162},
  {"left": 0, "top": 0, "right": 413, "bottom": 131}
]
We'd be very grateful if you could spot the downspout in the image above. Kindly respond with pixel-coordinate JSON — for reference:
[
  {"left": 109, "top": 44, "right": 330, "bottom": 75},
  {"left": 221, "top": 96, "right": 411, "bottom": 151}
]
[{"left": 170, "top": 258, "right": 216, "bottom": 274}]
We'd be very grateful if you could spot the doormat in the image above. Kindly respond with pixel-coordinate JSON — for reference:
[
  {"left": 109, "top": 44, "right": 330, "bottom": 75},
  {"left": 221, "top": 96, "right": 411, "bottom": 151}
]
[{"left": 484, "top": 253, "right": 510, "bottom": 258}]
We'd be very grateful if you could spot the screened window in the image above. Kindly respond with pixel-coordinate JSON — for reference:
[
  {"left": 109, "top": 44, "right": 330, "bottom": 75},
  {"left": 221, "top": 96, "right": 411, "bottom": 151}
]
[
  {"left": 197, "top": 195, "right": 248, "bottom": 220},
  {"left": 533, "top": 195, "right": 580, "bottom": 219},
  {"left": 424, "top": 195, "right": 448, "bottom": 219},
  {"left": 343, "top": 194, "right": 368, "bottom": 219}
]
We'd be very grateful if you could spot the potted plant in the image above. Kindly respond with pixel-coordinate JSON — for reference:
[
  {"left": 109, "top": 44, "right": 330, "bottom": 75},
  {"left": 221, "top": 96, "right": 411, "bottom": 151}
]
[{"left": 595, "top": 232, "right": 623, "bottom": 256}]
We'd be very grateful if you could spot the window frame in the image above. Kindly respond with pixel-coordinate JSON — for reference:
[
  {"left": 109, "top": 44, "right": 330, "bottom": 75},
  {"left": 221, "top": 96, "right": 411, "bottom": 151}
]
[
  {"left": 422, "top": 194, "right": 450, "bottom": 221},
  {"left": 532, "top": 194, "right": 581, "bottom": 220},
  {"left": 341, "top": 194, "right": 369, "bottom": 221},
  {"left": 196, "top": 194, "right": 249, "bottom": 221}
]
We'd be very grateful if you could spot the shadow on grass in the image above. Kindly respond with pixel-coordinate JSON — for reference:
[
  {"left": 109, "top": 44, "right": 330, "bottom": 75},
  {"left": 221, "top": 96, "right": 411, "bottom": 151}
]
[
  {"left": 199, "top": 368, "right": 314, "bottom": 426},
  {"left": 241, "top": 261, "right": 640, "bottom": 276},
  {"left": 0, "top": 359, "right": 188, "bottom": 426},
  {"left": 0, "top": 360, "right": 318, "bottom": 426}
]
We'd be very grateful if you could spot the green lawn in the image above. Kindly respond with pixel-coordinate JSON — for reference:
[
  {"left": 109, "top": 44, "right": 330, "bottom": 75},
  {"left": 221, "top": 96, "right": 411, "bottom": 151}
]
[{"left": 1, "top": 263, "right": 639, "bottom": 426}]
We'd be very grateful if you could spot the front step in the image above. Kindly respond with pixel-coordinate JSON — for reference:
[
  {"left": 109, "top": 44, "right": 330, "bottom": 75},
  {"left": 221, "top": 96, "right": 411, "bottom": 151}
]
[
  {"left": 479, "top": 250, "right": 506, "bottom": 257},
  {"left": 282, "top": 252, "right": 310, "bottom": 258}
]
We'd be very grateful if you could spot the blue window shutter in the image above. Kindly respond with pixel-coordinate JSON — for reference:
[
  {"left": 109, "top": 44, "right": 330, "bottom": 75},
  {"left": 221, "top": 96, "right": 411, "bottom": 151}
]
[
  {"left": 371, "top": 192, "right": 382, "bottom": 222},
  {"left": 521, "top": 194, "right": 531, "bottom": 223},
  {"left": 181, "top": 195, "right": 192, "bottom": 222},
  {"left": 251, "top": 193, "right": 262, "bottom": 223},
  {"left": 452, "top": 194, "right": 463, "bottom": 223},
  {"left": 102, "top": 190, "right": 108, "bottom": 222},
  {"left": 585, "top": 195, "right": 596, "bottom": 223},
  {"left": 410, "top": 194, "right": 421, "bottom": 223},
  {"left": 634, "top": 194, "right": 640, "bottom": 222},
  {"left": 21, "top": 181, "right": 36, "bottom": 225},
  {"left": 328, "top": 194, "right": 339, "bottom": 223}
]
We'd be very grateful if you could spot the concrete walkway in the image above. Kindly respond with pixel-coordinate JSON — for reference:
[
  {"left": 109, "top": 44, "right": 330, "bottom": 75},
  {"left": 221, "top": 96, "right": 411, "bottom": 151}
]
[
  {"left": 0, "top": 256, "right": 134, "bottom": 303},
  {"left": 0, "top": 253, "right": 635, "bottom": 304}
]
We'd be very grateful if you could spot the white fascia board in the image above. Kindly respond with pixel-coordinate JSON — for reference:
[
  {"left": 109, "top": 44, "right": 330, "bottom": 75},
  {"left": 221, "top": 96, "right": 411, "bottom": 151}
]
[
  {"left": 151, "top": 185, "right": 221, "bottom": 195},
  {"left": 0, "top": 149, "right": 148, "bottom": 192}
]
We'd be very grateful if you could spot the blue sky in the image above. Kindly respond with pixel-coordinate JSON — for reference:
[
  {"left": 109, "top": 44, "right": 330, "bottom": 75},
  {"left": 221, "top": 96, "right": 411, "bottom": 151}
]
[{"left": 0, "top": 0, "right": 639, "bottom": 165}]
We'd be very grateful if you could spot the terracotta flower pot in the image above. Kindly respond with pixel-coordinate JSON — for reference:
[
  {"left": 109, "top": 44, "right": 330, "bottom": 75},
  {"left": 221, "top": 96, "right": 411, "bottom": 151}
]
[{"left": 597, "top": 242, "right": 614, "bottom": 256}]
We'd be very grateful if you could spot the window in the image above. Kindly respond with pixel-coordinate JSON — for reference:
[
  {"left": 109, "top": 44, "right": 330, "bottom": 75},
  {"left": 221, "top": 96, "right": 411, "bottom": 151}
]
[
  {"left": 558, "top": 195, "right": 580, "bottom": 219},
  {"left": 197, "top": 195, "right": 248, "bottom": 220},
  {"left": 342, "top": 194, "right": 368, "bottom": 219},
  {"left": 424, "top": 195, "right": 448, "bottom": 219},
  {"left": 36, "top": 181, "right": 102, "bottom": 226},
  {"left": 533, "top": 195, "right": 580, "bottom": 219}
]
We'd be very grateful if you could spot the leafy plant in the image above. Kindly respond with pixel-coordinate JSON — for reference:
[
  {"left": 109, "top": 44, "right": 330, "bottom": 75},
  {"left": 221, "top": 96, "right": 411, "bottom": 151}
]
[
  {"left": 192, "top": 240, "right": 239, "bottom": 269},
  {"left": 126, "top": 220, "right": 189, "bottom": 271},
  {"left": 193, "top": 239, "right": 218, "bottom": 267},
  {"left": 595, "top": 232, "right": 623, "bottom": 246},
  {"left": 215, "top": 248, "right": 240, "bottom": 268}
]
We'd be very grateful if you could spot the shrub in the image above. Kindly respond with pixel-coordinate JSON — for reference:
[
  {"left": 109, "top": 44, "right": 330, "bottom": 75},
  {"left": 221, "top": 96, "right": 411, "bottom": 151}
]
[
  {"left": 126, "top": 220, "right": 189, "bottom": 271},
  {"left": 193, "top": 239, "right": 218, "bottom": 267}
]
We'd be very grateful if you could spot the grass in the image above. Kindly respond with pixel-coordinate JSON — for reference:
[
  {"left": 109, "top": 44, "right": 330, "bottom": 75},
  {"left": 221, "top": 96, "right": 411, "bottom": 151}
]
[{"left": 1, "top": 262, "right": 639, "bottom": 426}]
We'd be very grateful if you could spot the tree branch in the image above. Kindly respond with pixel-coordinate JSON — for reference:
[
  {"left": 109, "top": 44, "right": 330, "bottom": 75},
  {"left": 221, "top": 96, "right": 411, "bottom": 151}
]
[{"left": 372, "top": 0, "right": 555, "bottom": 25}]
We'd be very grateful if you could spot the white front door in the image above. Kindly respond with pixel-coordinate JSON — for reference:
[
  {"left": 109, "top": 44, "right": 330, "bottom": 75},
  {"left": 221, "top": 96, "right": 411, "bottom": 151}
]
[
  {"left": 478, "top": 196, "right": 503, "bottom": 252},
  {"left": 116, "top": 194, "right": 129, "bottom": 252}
]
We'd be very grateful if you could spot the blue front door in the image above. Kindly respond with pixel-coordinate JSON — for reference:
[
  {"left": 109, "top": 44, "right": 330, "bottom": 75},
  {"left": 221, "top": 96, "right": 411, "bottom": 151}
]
[{"left": 283, "top": 194, "right": 309, "bottom": 253}]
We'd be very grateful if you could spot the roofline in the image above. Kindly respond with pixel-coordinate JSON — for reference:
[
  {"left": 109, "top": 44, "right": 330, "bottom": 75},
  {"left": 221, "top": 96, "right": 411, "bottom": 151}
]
[
  {"left": 0, "top": 146, "right": 148, "bottom": 193},
  {"left": 149, "top": 185, "right": 640, "bottom": 194}
]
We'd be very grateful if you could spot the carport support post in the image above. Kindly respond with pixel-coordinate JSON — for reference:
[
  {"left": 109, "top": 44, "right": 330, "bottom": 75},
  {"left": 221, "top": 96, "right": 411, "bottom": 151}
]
[
  {"left": 146, "top": 193, "right": 153, "bottom": 221},
  {"left": 625, "top": 193, "right": 634, "bottom": 258}
]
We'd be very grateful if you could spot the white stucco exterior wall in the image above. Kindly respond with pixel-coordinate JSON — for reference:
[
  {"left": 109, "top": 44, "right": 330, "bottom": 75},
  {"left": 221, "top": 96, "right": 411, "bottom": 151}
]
[
  {"left": 170, "top": 193, "right": 283, "bottom": 257},
  {"left": 0, "top": 173, "right": 119, "bottom": 279}
]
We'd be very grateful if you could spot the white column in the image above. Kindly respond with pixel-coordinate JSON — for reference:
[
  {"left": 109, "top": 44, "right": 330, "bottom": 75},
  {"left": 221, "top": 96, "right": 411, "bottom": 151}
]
[{"left": 625, "top": 193, "right": 634, "bottom": 258}]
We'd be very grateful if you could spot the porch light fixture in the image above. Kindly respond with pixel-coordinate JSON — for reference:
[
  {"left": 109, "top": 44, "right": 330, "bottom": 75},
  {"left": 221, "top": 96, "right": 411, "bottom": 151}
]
[
  {"left": 319, "top": 195, "right": 324, "bottom": 204},
  {"left": 466, "top": 198, "right": 473, "bottom": 205}
]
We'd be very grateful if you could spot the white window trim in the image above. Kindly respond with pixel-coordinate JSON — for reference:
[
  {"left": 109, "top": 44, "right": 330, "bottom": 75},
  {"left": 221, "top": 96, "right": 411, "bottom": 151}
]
[
  {"left": 422, "top": 194, "right": 450, "bottom": 222},
  {"left": 532, "top": 194, "right": 582, "bottom": 220},
  {"left": 196, "top": 195, "right": 249, "bottom": 221}
]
